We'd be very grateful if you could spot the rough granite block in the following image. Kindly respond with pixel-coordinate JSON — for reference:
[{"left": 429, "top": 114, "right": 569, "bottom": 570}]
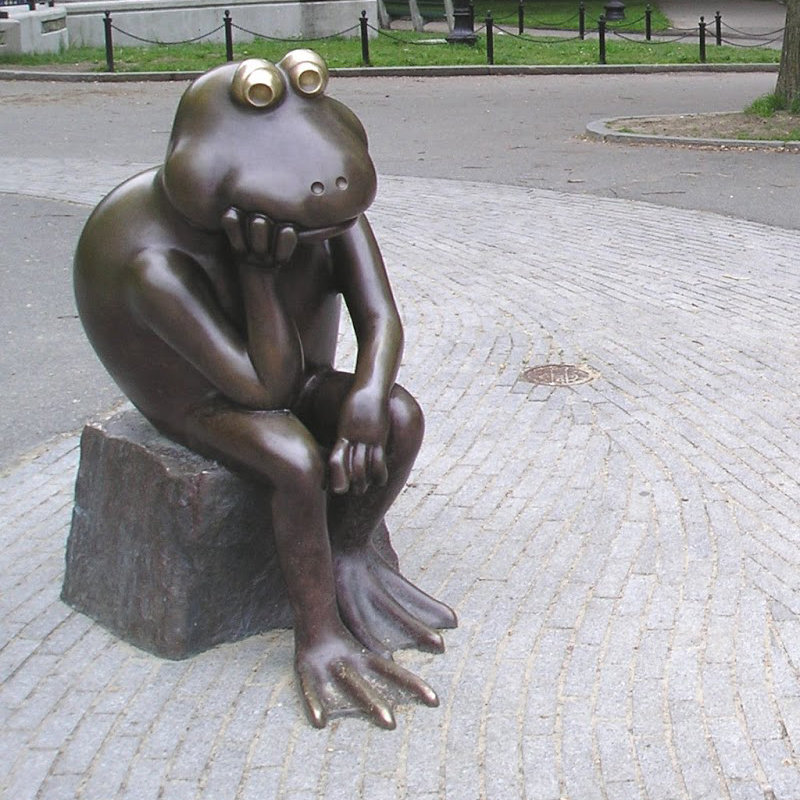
[{"left": 61, "top": 409, "right": 396, "bottom": 660}]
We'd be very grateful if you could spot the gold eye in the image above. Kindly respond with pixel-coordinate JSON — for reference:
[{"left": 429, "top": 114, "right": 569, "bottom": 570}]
[
  {"left": 231, "top": 59, "right": 285, "bottom": 109},
  {"left": 278, "top": 49, "right": 329, "bottom": 97}
]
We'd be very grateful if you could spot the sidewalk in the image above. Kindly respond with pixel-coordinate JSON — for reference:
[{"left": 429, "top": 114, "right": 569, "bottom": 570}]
[
  {"left": 660, "top": 0, "right": 786, "bottom": 36},
  {"left": 3, "top": 173, "right": 800, "bottom": 798},
  {"left": 2, "top": 66, "right": 800, "bottom": 799}
]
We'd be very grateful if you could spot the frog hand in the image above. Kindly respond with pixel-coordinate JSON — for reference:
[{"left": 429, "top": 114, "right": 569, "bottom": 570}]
[
  {"left": 221, "top": 206, "right": 299, "bottom": 268},
  {"left": 329, "top": 437, "right": 389, "bottom": 496},
  {"left": 328, "top": 388, "right": 391, "bottom": 495}
]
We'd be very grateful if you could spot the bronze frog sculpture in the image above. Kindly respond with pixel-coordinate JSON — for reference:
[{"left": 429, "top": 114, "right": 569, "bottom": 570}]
[{"left": 74, "top": 51, "right": 457, "bottom": 729}]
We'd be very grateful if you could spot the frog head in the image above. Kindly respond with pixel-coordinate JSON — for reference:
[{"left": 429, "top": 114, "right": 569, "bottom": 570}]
[{"left": 161, "top": 51, "right": 377, "bottom": 235}]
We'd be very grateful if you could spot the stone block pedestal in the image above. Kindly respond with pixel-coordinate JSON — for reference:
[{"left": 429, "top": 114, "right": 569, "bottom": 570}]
[{"left": 62, "top": 409, "right": 395, "bottom": 659}]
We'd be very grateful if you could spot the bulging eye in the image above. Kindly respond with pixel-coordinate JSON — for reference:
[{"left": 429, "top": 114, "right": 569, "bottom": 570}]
[
  {"left": 231, "top": 59, "right": 285, "bottom": 109},
  {"left": 278, "top": 49, "right": 329, "bottom": 97}
]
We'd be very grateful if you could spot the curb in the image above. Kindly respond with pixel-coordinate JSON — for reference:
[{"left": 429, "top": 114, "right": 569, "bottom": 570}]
[
  {"left": 586, "top": 114, "right": 800, "bottom": 151},
  {"left": 0, "top": 62, "right": 780, "bottom": 82},
  {"left": 333, "top": 63, "right": 779, "bottom": 78},
  {"left": 0, "top": 69, "right": 203, "bottom": 82}
]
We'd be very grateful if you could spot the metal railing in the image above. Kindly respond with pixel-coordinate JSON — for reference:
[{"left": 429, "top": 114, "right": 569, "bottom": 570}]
[{"left": 99, "top": 6, "right": 784, "bottom": 72}]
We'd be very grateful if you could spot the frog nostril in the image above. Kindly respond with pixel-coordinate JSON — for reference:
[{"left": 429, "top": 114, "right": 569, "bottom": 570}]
[
  {"left": 311, "top": 182, "right": 325, "bottom": 196},
  {"left": 335, "top": 176, "right": 349, "bottom": 191}
]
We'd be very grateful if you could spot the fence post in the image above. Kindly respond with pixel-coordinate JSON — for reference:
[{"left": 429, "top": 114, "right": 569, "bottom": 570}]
[
  {"left": 699, "top": 15, "right": 706, "bottom": 62},
  {"left": 224, "top": 10, "right": 233, "bottom": 61},
  {"left": 645, "top": 4, "right": 651, "bottom": 40},
  {"left": 518, "top": 0, "right": 524, "bottom": 35},
  {"left": 360, "top": 11, "right": 370, "bottom": 66},
  {"left": 714, "top": 10, "right": 721, "bottom": 45},
  {"left": 103, "top": 11, "right": 114, "bottom": 73},
  {"left": 486, "top": 12, "right": 494, "bottom": 65},
  {"left": 598, "top": 14, "right": 606, "bottom": 64},
  {"left": 579, "top": 1, "right": 585, "bottom": 40}
]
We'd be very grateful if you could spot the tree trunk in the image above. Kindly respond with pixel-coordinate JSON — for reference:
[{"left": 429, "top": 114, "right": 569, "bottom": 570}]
[
  {"left": 376, "top": 0, "right": 391, "bottom": 29},
  {"left": 443, "top": 0, "right": 455, "bottom": 31},
  {"left": 776, "top": 0, "right": 800, "bottom": 106},
  {"left": 408, "top": 0, "right": 425, "bottom": 32}
]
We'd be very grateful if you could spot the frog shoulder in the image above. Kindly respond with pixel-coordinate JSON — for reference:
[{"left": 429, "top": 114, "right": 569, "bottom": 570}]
[
  {"left": 84, "top": 168, "right": 161, "bottom": 227},
  {"left": 76, "top": 168, "right": 174, "bottom": 269}
]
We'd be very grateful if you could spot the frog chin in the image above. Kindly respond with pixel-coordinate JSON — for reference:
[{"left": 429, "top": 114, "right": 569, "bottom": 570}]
[{"left": 228, "top": 201, "right": 360, "bottom": 242}]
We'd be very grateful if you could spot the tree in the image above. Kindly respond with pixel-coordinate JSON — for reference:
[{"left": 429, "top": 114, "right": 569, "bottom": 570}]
[{"left": 776, "top": 0, "right": 800, "bottom": 107}]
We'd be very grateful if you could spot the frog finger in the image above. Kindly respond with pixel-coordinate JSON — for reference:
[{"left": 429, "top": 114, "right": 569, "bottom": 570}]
[
  {"left": 248, "top": 213, "right": 272, "bottom": 259},
  {"left": 368, "top": 444, "right": 389, "bottom": 488},
  {"left": 221, "top": 207, "right": 247, "bottom": 254},
  {"left": 329, "top": 438, "right": 351, "bottom": 495},
  {"left": 334, "top": 661, "right": 396, "bottom": 729},
  {"left": 274, "top": 224, "right": 299, "bottom": 265},
  {"left": 349, "top": 442, "right": 369, "bottom": 495},
  {"left": 369, "top": 656, "right": 439, "bottom": 708},
  {"left": 297, "top": 665, "right": 330, "bottom": 729}
]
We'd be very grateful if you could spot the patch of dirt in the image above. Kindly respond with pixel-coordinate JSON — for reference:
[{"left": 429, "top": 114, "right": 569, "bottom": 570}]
[{"left": 607, "top": 111, "right": 800, "bottom": 142}]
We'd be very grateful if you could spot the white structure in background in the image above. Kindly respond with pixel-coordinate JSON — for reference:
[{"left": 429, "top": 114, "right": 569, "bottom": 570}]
[
  {"left": 0, "top": 3, "right": 69, "bottom": 53},
  {"left": 1, "top": 0, "right": 377, "bottom": 53}
]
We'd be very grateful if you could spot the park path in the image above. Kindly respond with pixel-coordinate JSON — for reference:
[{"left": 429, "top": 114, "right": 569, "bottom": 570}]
[{"left": 659, "top": 0, "right": 786, "bottom": 35}]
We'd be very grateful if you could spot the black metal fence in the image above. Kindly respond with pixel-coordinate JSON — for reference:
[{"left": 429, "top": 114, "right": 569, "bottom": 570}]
[
  {"left": 477, "top": 4, "right": 784, "bottom": 66},
  {"left": 100, "top": 5, "right": 784, "bottom": 73},
  {"left": 101, "top": 9, "right": 361, "bottom": 72}
]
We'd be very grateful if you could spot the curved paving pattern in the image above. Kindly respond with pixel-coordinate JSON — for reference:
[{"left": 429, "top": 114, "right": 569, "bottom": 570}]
[{"left": 2, "top": 168, "right": 800, "bottom": 799}]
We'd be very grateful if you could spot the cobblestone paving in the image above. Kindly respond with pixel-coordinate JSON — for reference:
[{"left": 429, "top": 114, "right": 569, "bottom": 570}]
[{"left": 2, "top": 165, "right": 800, "bottom": 799}]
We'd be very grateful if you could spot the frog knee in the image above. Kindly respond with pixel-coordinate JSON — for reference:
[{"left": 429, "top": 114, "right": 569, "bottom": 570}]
[
  {"left": 272, "top": 436, "right": 326, "bottom": 494},
  {"left": 389, "top": 387, "right": 424, "bottom": 454}
]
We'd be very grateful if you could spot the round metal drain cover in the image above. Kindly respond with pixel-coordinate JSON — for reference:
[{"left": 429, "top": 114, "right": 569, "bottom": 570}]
[{"left": 521, "top": 364, "right": 597, "bottom": 386}]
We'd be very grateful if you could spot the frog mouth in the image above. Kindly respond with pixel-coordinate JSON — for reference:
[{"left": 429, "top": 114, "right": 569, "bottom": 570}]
[
  {"left": 293, "top": 217, "right": 358, "bottom": 242},
  {"left": 269, "top": 216, "right": 358, "bottom": 265}
]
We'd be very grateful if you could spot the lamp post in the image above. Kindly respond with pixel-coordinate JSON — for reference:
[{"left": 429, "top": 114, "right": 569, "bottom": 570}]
[
  {"left": 604, "top": 0, "right": 625, "bottom": 21},
  {"left": 447, "top": 0, "right": 477, "bottom": 44}
]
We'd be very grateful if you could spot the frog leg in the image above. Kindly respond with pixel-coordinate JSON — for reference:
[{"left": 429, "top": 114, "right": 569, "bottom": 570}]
[
  {"left": 298, "top": 372, "right": 457, "bottom": 659},
  {"left": 178, "top": 400, "right": 438, "bottom": 728}
]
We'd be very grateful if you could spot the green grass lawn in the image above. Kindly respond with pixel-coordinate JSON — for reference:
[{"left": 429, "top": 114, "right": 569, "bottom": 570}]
[
  {"left": 0, "top": 1, "right": 778, "bottom": 73},
  {"left": 0, "top": 36, "right": 779, "bottom": 72}
]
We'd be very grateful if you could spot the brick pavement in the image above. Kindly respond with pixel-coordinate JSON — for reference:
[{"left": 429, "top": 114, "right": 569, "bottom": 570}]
[{"left": 2, "top": 155, "right": 800, "bottom": 798}]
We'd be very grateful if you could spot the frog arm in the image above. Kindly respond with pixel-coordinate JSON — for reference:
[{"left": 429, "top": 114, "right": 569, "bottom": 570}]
[
  {"left": 124, "top": 248, "right": 278, "bottom": 409},
  {"left": 327, "top": 215, "right": 403, "bottom": 493},
  {"left": 330, "top": 214, "right": 403, "bottom": 401}
]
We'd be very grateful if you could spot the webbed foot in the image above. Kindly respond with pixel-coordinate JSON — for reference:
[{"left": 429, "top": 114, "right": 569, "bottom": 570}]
[
  {"left": 333, "top": 544, "right": 458, "bottom": 660},
  {"left": 296, "top": 629, "right": 438, "bottom": 729}
]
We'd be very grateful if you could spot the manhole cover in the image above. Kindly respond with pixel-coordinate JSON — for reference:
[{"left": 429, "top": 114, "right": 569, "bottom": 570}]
[{"left": 521, "top": 364, "right": 597, "bottom": 386}]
